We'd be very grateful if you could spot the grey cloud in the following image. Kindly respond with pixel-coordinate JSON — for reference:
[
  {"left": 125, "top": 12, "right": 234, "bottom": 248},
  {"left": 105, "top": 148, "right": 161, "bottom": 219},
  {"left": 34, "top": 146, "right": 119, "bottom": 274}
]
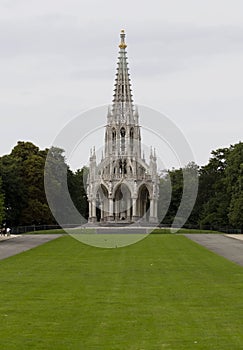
[
  {"left": 130, "top": 23, "right": 243, "bottom": 77},
  {"left": 1, "top": 15, "right": 242, "bottom": 102},
  {"left": 1, "top": 16, "right": 242, "bottom": 57}
]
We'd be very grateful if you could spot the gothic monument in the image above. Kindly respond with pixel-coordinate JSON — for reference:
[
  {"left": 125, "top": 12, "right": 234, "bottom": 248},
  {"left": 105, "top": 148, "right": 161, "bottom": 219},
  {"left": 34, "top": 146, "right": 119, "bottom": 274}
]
[{"left": 87, "top": 30, "right": 159, "bottom": 225}]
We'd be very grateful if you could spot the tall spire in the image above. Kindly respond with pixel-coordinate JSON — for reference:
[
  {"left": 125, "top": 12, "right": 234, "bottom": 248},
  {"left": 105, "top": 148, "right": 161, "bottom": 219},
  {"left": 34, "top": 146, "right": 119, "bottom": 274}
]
[{"left": 112, "top": 30, "right": 134, "bottom": 122}]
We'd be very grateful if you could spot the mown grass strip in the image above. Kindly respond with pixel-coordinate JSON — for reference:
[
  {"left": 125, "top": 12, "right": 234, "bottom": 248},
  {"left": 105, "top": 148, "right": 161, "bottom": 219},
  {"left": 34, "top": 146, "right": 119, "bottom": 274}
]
[{"left": 0, "top": 234, "right": 243, "bottom": 349}]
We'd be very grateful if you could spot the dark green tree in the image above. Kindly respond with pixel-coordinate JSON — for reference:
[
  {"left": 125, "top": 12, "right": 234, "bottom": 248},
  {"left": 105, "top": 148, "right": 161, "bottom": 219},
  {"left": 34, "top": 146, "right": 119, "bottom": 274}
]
[
  {"left": 226, "top": 142, "right": 243, "bottom": 230},
  {"left": 181, "top": 162, "right": 199, "bottom": 227},
  {"left": 0, "top": 142, "right": 54, "bottom": 226},
  {"left": 0, "top": 177, "right": 5, "bottom": 226},
  {"left": 0, "top": 142, "right": 89, "bottom": 227},
  {"left": 68, "top": 167, "right": 89, "bottom": 221},
  {"left": 159, "top": 162, "right": 199, "bottom": 227},
  {"left": 11, "top": 141, "right": 39, "bottom": 160},
  {"left": 157, "top": 170, "right": 172, "bottom": 224},
  {"left": 44, "top": 147, "right": 87, "bottom": 225},
  {"left": 161, "top": 167, "right": 183, "bottom": 225},
  {"left": 0, "top": 153, "right": 26, "bottom": 226},
  {"left": 197, "top": 148, "right": 230, "bottom": 228}
]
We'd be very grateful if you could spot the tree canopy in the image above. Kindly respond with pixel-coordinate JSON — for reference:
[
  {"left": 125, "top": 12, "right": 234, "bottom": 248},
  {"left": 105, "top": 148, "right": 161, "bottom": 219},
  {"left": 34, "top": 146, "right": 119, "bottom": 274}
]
[
  {"left": 0, "top": 140, "right": 242, "bottom": 231},
  {"left": 0, "top": 141, "right": 88, "bottom": 227},
  {"left": 159, "top": 142, "right": 243, "bottom": 231},
  {"left": 0, "top": 176, "right": 4, "bottom": 226}
]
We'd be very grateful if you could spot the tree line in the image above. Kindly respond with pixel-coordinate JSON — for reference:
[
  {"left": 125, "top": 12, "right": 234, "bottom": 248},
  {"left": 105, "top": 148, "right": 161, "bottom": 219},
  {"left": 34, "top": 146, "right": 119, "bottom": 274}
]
[
  {"left": 159, "top": 143, "right": 243, "bottom": 231},
  {"left": 0, "top": 141, "right": 242, "bottom": 230},
  {"left": 0, "top": 141, "right": 88, "bottom": 228}
]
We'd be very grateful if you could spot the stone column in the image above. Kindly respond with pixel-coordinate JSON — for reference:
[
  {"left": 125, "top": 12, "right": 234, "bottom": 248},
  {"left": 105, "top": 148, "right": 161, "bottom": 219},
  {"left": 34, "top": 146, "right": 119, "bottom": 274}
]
[
  {"left": 100, "top": 201, "right": 104, "bottom": 222},
  {"left": 149, "top": 198, "right": 158, "bottom": 224},
  {"left": 89, "top": 200, "right": 97, "bottom": 223},
  {"left": 88, "top": 201, "right": 92, "bottom": 223},
  {"left": 136, "top": 198, "right": 140, "bottom": 218},
  {"left": 114, "top": 200, "right": 119, "bottom": 221},
  {"left": 92, "top": 200, "right": 97, "bottom": 223},
  {"left": 150, "top": 199, "right": 154, "bottom": 217},
  {"left": 154, "top": 199, "right": 158, "bottom": 218},
  {"left": 132, "top": 198, "right": 139, "bottom": 222},
  {"left": 143, "top": 201, "right": 147, "bottom": 220},
  {"left": 107, "top": 197, "right": 114, "bottom": 221}
]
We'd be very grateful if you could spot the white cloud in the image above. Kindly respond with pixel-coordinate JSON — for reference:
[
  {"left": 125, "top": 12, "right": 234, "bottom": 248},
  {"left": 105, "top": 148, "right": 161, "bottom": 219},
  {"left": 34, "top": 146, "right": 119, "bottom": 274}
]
[{"left": 0, "top": 1, "right": 243, "bottom": 168}]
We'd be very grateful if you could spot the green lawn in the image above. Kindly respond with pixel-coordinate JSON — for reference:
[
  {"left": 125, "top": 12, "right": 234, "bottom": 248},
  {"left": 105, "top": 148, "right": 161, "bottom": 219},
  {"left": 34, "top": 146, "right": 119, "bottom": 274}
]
[
  {"left": 26, "top": 227, "right": 224, "bottom": 235},
  {"left": 0, "top": 234, "right": 243, "bottom": 349},
  {"left": 152, "top": 228, "right": 224, "bottom": 234}
]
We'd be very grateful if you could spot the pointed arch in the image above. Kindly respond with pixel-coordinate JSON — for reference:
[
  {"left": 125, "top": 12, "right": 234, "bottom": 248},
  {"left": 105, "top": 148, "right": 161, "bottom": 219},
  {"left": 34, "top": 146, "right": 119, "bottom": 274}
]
[
  {"left": 137, "top": 184, "right": 150, "bottom": 221},
  {"left": 112, "top": 179, "right": 133, "bottom": 197},
  {"left": 94, "top": 184, "right": 109, "bottom": 222},
  {"left": 114, "top": 183, "right": 132, "bottom": 221},
  {"left": 130, "top": 127, "right": 134, "bottom": 153},
  {"left": 112, "top": 128, "right": 116, "bottom": 152},
  {"left": 137, "top": 182, "right": 152, "bottom": 197},
  {"left": 120, "top": 127, "right": 126, "bottom": 154}
]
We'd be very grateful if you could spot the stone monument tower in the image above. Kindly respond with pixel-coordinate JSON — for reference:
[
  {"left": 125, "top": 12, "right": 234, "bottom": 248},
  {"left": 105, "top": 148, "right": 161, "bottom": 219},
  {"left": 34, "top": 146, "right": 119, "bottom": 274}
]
[{"left": 87, "top": 30, "right": 159, "bottom": 224}]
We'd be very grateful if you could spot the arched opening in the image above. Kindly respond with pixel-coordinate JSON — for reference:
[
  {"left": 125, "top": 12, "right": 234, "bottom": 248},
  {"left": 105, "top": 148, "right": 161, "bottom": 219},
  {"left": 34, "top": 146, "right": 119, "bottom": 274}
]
[
  {"left": 96, "top": 192, "right": 101, "bottom": 222},
  {"left": 96, "top": 184, "right": 109, "bottom": 222},
  {"left": 112, "top": 129, "right": 116, "bottom": 152},
  {"left": 114, "top": 183, "right": 132, "bottom": 221},
  {"left": 124, "top": 159, "right": 127, "bottom": 174},
  {"left": 138, "top": 185, "right": 150, "bottom": 221},
  {"left": 130, "top": 127, "right": 134, "bottom": 154},
  {"left": 120, "top": 127, "right": 126, "bottom": 154},
  {"left": 119, "top": 159, "right": 122, "bottom": 174}
]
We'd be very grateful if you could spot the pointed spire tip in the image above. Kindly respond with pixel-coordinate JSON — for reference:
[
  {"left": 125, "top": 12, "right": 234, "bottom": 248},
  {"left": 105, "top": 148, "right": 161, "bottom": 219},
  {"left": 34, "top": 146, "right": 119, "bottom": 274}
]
[{"left": 119, "top": 29, "right": 127, "bottom": 49}]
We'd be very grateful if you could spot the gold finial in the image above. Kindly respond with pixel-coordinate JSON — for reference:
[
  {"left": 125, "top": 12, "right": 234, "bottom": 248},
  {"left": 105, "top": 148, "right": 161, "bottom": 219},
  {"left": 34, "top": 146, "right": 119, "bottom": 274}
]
[{"left": 119, "top": 29, "right": 127, "bottom": 49}]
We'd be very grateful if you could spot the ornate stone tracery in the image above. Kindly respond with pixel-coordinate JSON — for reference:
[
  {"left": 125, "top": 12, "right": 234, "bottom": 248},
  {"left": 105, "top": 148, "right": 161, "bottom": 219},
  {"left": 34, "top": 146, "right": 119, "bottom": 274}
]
[{"left": 87, "top": 31, "right": 159, "bottom": 224}]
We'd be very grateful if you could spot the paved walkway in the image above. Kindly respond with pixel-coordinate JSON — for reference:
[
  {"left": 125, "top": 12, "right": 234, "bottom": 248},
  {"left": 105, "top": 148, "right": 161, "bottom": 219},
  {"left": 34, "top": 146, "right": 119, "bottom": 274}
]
[
  {"left": 0, "top": 234, "right": 63, "bottom": 261},
  {"left": 0, "top": 234, "right": 19, "bottom": 242},
  {"left": 185, "top": 234, "right": 243, "bottom": 267},
  {"left": 1, "top": 233, "right": 243, "bottom": 265}
]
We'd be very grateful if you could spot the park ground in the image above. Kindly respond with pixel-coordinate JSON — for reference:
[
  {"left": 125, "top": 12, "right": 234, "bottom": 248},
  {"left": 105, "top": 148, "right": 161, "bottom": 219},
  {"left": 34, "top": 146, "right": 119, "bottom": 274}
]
[{"left": 0, "top": 233, "right": 243, "bottom": 349}]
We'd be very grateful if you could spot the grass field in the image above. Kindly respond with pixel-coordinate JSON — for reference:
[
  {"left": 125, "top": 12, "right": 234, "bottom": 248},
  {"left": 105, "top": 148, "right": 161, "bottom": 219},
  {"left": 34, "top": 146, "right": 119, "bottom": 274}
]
[
  {"left": 26, "top": 227, "right": 224, "bottom": 235},
  {"left": 0, "top": 234, "right": 243, "bottom": 349}
]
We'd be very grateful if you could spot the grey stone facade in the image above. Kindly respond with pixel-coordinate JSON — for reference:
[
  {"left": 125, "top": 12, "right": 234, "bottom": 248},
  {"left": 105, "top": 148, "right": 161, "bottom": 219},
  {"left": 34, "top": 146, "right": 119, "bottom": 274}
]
[{"left": 87, "top": 31, "right": 159, "bottom": 224}]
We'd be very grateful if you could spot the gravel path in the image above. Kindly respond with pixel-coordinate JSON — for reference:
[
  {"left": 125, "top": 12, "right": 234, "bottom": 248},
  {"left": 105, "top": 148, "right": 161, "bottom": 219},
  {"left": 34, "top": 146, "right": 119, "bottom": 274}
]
[
  {"left": 0, "top": 234, "right": 63, "bottom": 261},
  {"left": 185, "top": 234, "right": 243, "bottom": 267}
]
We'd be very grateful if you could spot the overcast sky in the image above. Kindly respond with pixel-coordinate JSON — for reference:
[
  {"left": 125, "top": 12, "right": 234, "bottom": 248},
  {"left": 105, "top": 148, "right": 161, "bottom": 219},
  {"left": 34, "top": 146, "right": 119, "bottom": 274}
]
[{"left": 1, "top": 0, "right": 243, "bottom": 169}]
